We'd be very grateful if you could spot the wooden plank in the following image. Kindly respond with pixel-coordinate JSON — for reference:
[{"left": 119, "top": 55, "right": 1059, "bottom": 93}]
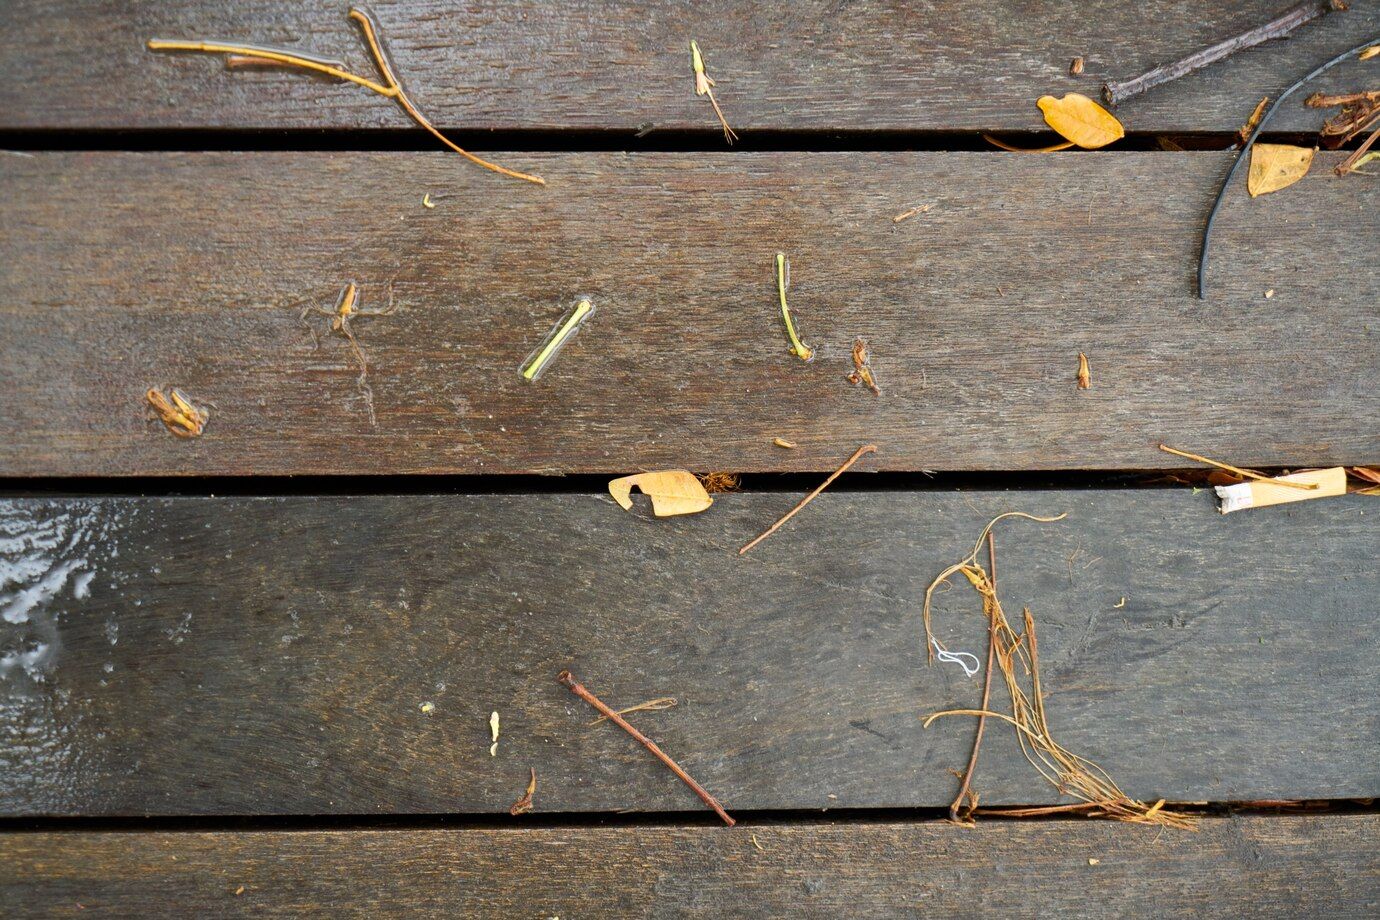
[
  {"left": 3, "top": 816, "right": 1379, "bottom": 917},
  {"left": 0, "top": 151, "right": 1375, "bottom": 477},
  {"left": 2, "top": 2, "right": 1377, "bottom": 133},
  {"left": 0, "top": 491, "right": 1374, "bottom": 817}
]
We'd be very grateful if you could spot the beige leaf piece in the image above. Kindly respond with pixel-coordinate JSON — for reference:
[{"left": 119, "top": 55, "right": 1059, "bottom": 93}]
[
  {"left": 608, "top": 470, "right": 713, "bottom": 517},
  {"left": 1037, "top": 93, "right": 1125, "bottom": 149},
  {"left": 1248, "top": 143, "right": 1314, "bottom": 197}
]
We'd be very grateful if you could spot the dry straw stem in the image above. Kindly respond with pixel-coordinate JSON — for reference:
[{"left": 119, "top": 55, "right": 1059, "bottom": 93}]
[
  {"left": 947, "top": 532, "right": 1000, "bottom": 826},
  {"left": 739, "top": 444, "right": 877, "bottom": 555},
  {"left": 587, "top": 696, "right": 679, "bottom": 726},
  {"left": 922, "top": 513, "right": 1194, "bottom": 830},
  {"left": 559, "top": 670, "right": 735, "bottom": 826},
  {"left": 149, "top": 7, "right": 543, "bottom": 184},
  {"left": 1158, "top": 444, "right": 1318, "bottom": 490},
  {"left": 983, "top": 133, "right": 1074, "bottom": 153},
  {"left": 690, "top": 40, "right": 737, "bottom": 144},
  {"left": 775, "top": 253, "right": 814, "bottom": 361}
]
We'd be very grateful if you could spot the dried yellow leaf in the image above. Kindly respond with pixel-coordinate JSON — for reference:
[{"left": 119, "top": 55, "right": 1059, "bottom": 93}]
[
  {"left": 608, "top": 470, "right": 713, "bottom": 517},
  {"left": 1247, "top": 143, "right": 1314, "bottom": 197},
  {"left": 1037, "top": 93, "right": 1125, "bottom": 149},
  {"left": 1360, "top": 45, "right": 1380, "bottom": 61}
]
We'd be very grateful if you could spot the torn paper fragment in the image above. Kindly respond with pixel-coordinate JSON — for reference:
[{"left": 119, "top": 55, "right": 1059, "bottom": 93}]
[{"left": 1214, "top": 467, "right": 1346, "bottom": 514}]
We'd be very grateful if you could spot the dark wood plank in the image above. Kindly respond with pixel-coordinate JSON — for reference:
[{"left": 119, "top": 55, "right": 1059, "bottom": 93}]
[
  {"left": 4, "top": 816, "right": 1379, "bottom": 917},
  {"left": 1, "top": 491, "right": 1374, "bottom": 816},
  {"left": 2, "top": 1, "right": 1376, "bottom": 133},
  {"left": 1, "top": 151, "right": 1375, "bottom": 476}
]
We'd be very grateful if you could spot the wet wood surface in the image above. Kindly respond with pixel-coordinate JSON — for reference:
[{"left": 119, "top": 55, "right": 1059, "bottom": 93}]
[
  {"left": 4, "top": 815, "right": 1378, "bottom": 917},
  {"left": 1, "top": 150, "right": 1375, "bottom": 476},
  {"left": 2, "top": 1, "right": 1377, "bottom": 133},
  {"left": 1, "top": 491, "right": 1374, "bottom": 817}
]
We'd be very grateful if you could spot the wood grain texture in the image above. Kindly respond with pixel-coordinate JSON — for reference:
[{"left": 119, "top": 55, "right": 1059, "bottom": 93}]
[
  {"left": 1, "top": 151, "right": 1376, "bottom": 476},
  {"left": 4, "top": 816, "right": 1379, "bottom": 918},
  {"left": 2, "top": 1, "right": 1377, "bottom": 133},
  {"left": 1, "top": 491, "right": 1375, "bottom": 817}
]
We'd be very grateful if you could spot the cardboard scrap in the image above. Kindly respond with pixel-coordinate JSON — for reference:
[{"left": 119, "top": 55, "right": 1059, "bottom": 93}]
[{"left": 1214, "top": 467, "right": 1347, "bottom": 514}]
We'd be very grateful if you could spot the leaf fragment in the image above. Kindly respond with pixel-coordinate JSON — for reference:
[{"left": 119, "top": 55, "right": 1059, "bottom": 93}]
[
  {"left": 1247, "top": 143, "right": 1314, "bottom": 197},
  {"left": 489, "top": 710, "right": 500, "bottom": 757},
  {"left": 608, "top": 470, "right": 714, "bottom": 517},
  {"left": 1037, "top": 93, "right": 1125, "bottom": 149},
  {"left": 1238, "top": 97, "right": 1269, "bottom": 146}
]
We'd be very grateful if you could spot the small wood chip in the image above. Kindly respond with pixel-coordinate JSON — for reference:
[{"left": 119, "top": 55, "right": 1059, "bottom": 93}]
[
  {"left": 773, "top": 438, "right": 797, "bottom": 449},
  {"left": 1076, "top": 352, "right": 1091, "bottom": 390},
  {"left": 1069, "top": 57, "right": 1085, "bottom": 76}
]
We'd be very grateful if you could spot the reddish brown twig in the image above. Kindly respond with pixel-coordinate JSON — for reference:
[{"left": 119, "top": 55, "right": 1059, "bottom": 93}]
[
  {"left": 948, "top": 532, "right": 999, "bottom": 825},
  {"left": 1103, "top": 1, "right": 1347, "bottom": 106},
  {"left": 739, "top": 444, "right": 878, "bottom": 554},
  {"left": 509, "top": 767, "right": 537, "bottom": 815},
  {"left": 558, "top": 670, "right": 734, "bottom": 826},
  {"left": 1336, "top": 120, "right": 1380, "bottom": 174}
]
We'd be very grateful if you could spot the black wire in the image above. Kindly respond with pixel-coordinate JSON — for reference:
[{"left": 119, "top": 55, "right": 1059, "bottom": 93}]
[{"left": 1197, "top": 36, "right": 1380, "bottom": 300}]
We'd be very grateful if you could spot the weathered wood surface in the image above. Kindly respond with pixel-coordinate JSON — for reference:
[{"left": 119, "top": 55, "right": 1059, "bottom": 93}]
[
  {"left": 1, "top": 491, "right": 1374, "bottom": 816},
  {"left": 4, "top": 816, "right": 1379, "bottom": 918},
  {"left": 3, "top": 1, "right": 1377, "bottom": 133},
  {"left": 1, "top": 151, "right": 1375, "bottom": 476}
]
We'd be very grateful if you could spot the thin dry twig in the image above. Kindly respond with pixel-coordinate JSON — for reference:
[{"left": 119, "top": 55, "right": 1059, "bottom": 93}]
[
  {"left": 559, "top": 670, "right": 734, "bottom": 826},
  {"left": 149, "top": 8, "right": 543, "bottom": 184},
  {"left": 1158, "top": 444, "right": 1318, "bottom": 490},
  {"left": 739, "top": 445, "right": 877, "bottom": 554},
  {"left": 1102, "top": 1, "right": 1347, "bottom": 106},
  {"left": 892, "top": 204, "right": 932, "bottom": 223}
]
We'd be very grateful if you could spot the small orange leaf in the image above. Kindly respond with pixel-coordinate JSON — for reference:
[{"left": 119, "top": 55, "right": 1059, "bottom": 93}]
[
  {"left": 608, "top": 470, "right": 713, "bottom": 517},
  {"left": 1037, "top": 93, "right": 1124, "bottom": 149},
  {"left": 1247, "top": 143, "right": 1314, "bottom": 197}
]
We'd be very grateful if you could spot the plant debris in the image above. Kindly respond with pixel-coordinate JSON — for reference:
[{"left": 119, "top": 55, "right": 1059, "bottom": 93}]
[
  {"left": 922, "top": 513, "right": 1195, "bottom": 829},
  {"left": 773, "top": 437, "right": 797, "bottom": 449},
  {"left": 1349, "top": 467, "right": 1380, "bottom": 494},
  {"left": 489, "top": 710, "right": 500, "bottom": 757},
  {"left": 847, "top": 338, "right": 881, "bottom": 395},
  {"left": 690, "top": 40, "right": 737, "bottom": 144},
  {"left": 947, "top": 531, "right": 1001, "bottom": 826},
  {"left": 1038, "top": 93, "right": 1124, "bottom": 149},
  {"left": 1308, "top": 90, "right": 1380, "bottom": 147},
  {"left": 1199, "top": 36, "right": 1380, "bottom": 298},
  {"left": 1237, "top": 97, "right": 1269, "bottom": 146},
  {"left": 1248, "top": 143, "right": 1315, "bottom": 196},
  {"left": 1076, "top": 352, "right": 1091, "bottom": 390},
  {"left": 1215, "top": 467, "right": 1347, "bottom": 513},
  {"left": 1069, "top": 57, "right": 1085, "bottom": 76},
  {"left": 1102, "top": 1, "right": 1348, "bottom": 106},
  {"left": 1158, "top": 444, "right": 1319, "bottom": 491},
  {"left": 699, "top": 472, "right": 742, "bottom": 494},
  {"left": 983, "top": 134, "right": 1074, "bottom": 153},
  {"left": 149, "top": 8, "right": 544, "bottom": 184},
  {"left": 559, "top": 669, "right": 735, "bottom": 825},
  {"left": 609, "top": 470, "right": 714, "bottom": 517},
  {"left": 739, "top": 444, "right": 877, "bottom": 555},
  {"left": 1336, "top": 121, "right": 1380, "bottom": 175},
  {"left": 893, "top": 204, "right": 932, "bottom": 223},
  {"left": 774, "top": 253, "right": 814, "bottom": 361},
  {"left": 587, "top": 696, "right": 679, "bottom": 726},
  {"left": 299, "top": 280, "right": 397, "bottom": 427},
  {"left": 147, "top": 387, "right": 208, "bottom": 438},
  {"left": 509, "top": 767, "right": 537, "bottom": 815},
  {"left": 522, "top": 299, "right": 594, "bottom": 381},
  {"left": 422, "top": 193, "right": 435, "bottom": 208}
]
